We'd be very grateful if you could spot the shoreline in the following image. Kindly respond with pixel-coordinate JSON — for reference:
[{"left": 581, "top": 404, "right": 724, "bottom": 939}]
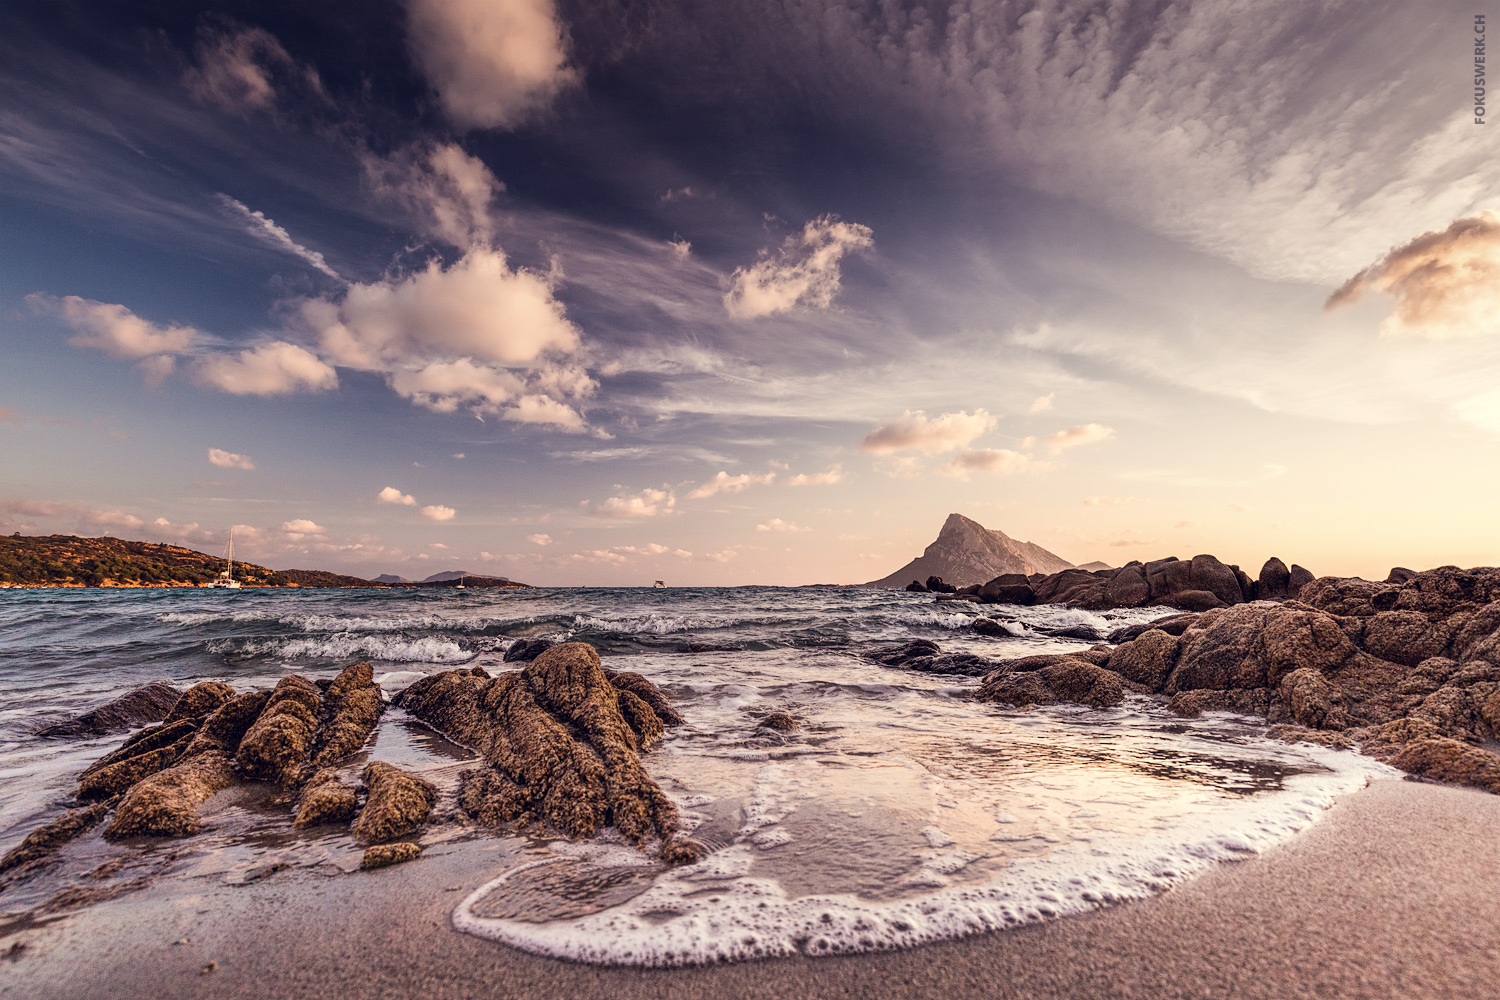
[{"left": 7, "top": 777, "right": 1500, "bottom": 999}]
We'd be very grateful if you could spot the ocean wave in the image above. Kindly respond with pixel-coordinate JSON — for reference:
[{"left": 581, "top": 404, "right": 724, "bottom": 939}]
[{"left": 205, "top": 633, "right": 473, "bottom": 664}]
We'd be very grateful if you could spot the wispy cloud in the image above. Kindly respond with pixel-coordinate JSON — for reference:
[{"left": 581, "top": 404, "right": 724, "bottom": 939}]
[
  {"left": 861, "top": 409, "right": 996, "bottom": 455},
  {"left": 725, "top": 216, "right": 873, "bottom": 319},
  {"left": 31, "top": 294, "right": 197, "bottom": 358},
  {"left": 1044, "top": 423, "right": 1115, "bottom": 454},
  {"left": 216, "top": 195, "right": 341, "bottom": 280},
  {"left": 687, "top": 470, "right": 776, "bottom": 499}
]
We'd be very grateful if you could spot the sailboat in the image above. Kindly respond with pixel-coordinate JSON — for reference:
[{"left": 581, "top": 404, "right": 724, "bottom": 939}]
[
  {"left": 207, "top": 528, "right": 242, "bottom": 589},
  {"left": 454, "top": 574, "right": 466, "bottom": 590}
]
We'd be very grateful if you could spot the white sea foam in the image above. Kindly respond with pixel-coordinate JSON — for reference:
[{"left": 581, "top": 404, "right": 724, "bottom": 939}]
[
  {"left": 206, "top": 634, "right": 471, "bottom": 664},
  {"left": 454, "top": 747, "right": 1393, "bottom": 967},
  {"left": 571, "top": 613, "right": 736, "bottom": 635}
]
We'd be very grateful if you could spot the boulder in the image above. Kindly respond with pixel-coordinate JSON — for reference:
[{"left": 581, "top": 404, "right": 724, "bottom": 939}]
[
  {"left": 1258, "top": 558, "right": 1292, "bottom": 600},
  {"left": 904, "top": 580, "right": 928, "bottom": 593},
  {"left": 236, "top": 676, "right": 322, "bottom": 785},
  {"left": 361, "top": 842, "right": 421, "bottom": 869},
  {"left": 979, "top": 573, "right": 1035, "bottom": 605},
  {"left": 309, "top": 661, "right": 384, "bottom": 768},
  {"left": 504, "top": 638, "right": 556, "bottom": 662},
  {"left": 976, "top": 657, "right": 1124, "bottom": 709},
  {"left": 163, "top": 681, "right": 236, "bottom": 726},
  {"left": 758, "top": 712, "right": 798, "bottom": 731},
  {"left": 1360, "top": 612, "right": 1450, "bottom": 667},
  {"left": 1288, "top": 564, "right": 1316, "bottom": 595},
  {"left": 294, "top": 769, "right": 359, "bottom": 828},
  {"left": 1157, "top": 590, "right": 1225, "bottom": 612},
  {"left": 36, "top": 682, "right": 182, "bottom": 738},
  {"left": 105, "top": 751, "right": 236, "bottom": 839},
  {"left": 1104, "top": 566, "right": 1150, "bottom": 608},
  {"left": 972, "top": 617, "right": 1017, "bottom": 638},
  {"left": 1107, "top": 629, "right": 1180, "bottom": 692},
  {"left": 1278, "top": 668, "right": 1344, "bottom": 729},
  {"left": 925, "top": 576, "right": 957, "bottom": 594},
  {"left": 1189, "top": 554, "right": 1246, "bottom": 605},
  {"left": 352, "top": 762, "right": 436, "bottom": 843}
]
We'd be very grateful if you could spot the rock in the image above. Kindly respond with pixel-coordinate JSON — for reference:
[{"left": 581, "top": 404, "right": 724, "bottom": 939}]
[
  {"left": 1166, "top": 688, "right": 1270, "bottom": 718},
  {"left": 607, "top": 671, "right": 686, "bottom": 726},
  {"left": 183, "top": 690, "right": 272, "bottom": 758},
  {"left": 1360, "top": 612, "right": 1450, "bottom": 667},
  {"left": 866, "top": 639, "right": 995, "bottom": 675},
  {"left": 309, "top": 661, "right": 384, "bottom": 768},
  {"left": 758, "top": 712, "right": 798, "bottom": 731},
  {"left": 163, "top": 682, "right": 236, "bottom": 726},
  {"left": 1188, "top": 554, "right": 1246, "bottom": 605},
  {"left": 1264, "top": 724, "right": 1356, "bottom": 750},
  {"left": 35, "top": 683, "right": 182, "bottom": 738},
  {"left": 397, "top": 643, "right": 689, "bottom": 858},
  {"left": 1258, "top": 558, "right": 1292, "bottom": 600},
  {"left": 236, "top": 676, "right": 321, "bottom": 784},
  {"left": 972, "top": 618, "right": 1016, "bottom": 638},
  {"left": 1386, "top": 567, "right": 1418, "bottom": 584},
  {"left": 1279, "top": 667, "right": 1344, "bottom": 729},
  {"left": 294, "top": 769, "right": 358, "bottom": 828},
  {"left": 1106, "top": 629, "right": 1180, "bottom": 692},
  {"left": 361, "top": 842, "right": 421, "bottom": 869},
  {"left": 1298, "top": 577, "right": 1394, "bottom": 617},
  {"left": 1157, "top": 590, "right": 1225, "bottom": 612},
  {"left": 105, "top": 751, "right": 236, "bottom": 839},
  {"left": 0, "top": 801, "right": 113, "bottom": 878},
  {"left": 958, "top": 584, "right": 982, "bottom": 597},
  {"left": 1384, "top": 735, "right": 1500, "bottom": 793},
  {"left": 867, "top": 639, "right": 942, "bottom": 665},
  {"left": 1106, "top": 613, "right": 1198, "bottom": 644},
  {"left": 352, "top": 762, "right": 436, "bottom": 843},
  {"left": 77, "top": 718, "right": 198, "bottom": 797},
  {"left": 1104, "top": 566, "right": 1150, "bottom": 608},
  {"left": 979, "top": 573, "right": 1035, "bottom": 605},
  {"left": 925, "top": 576, "right": 957, "bottom": 594},
  {"left": 1048, "top": 624, "right": 1104, "bottom": 641},
  {"left": 904, "top": 580, "right": 928, "bottom": 593},
  {"left": 976, "top": 657, "right": 1124, "bottom": 709},
  {"left": 504, "top": 638, "right": 556, "bottom": 662},
  {"left": 935, "top": 592, "right": 983, "bottom": 603},
  {"left": 1233, "top": 566, "right": 1257, "bottom": 602},
  {"left": 1288, "top": 564, "right": 1315, "bottom": 595}
]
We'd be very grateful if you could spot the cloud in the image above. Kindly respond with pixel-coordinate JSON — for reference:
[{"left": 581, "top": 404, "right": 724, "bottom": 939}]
[
  {"left": 33, "top": 294, "right": 198, "bottom": 358},
  {"left": 378, "top": 487, "right": 417, "bottom": 506},
  {"left": 1044, "top": 423, "right": 1115, "bottom": 454},
  {"left": 1028, "top": 393, "right": 1055, "bottom": 414},
  {"left": 527, "top": 533, "right": 552, "bottom": 546},
  {"left": 588, "top": 487, "right": 676, "bottom": 518},
  {"left": 755, "top": 518, "right": 810, "bottom": 533},
  {"left": 786, "top": 464, "right": 845, "bottom": 486},
  {"left": 280, "top": 518, "right": 325, "bottom": 539},
  {"left": 724, "top": 216, "right": 873, "bottom": 318},
  {"left": 669, "top": 237, "right": 692, "bottom": 260},
  {"left": 182, "top": 26, "right": 319, "bottom": 113},
  {"left": 216, "top": 195, "right": 340, "bottom": 279},
  {"left": 207, "top": 448, "right": 255, "bottom": 471},
  {"left": 944, "top": 449, "right": 1042, "bottom": 478},
  {"left": 1082, "top": 496, "right": 1138, "bottom": 507},
  {"left": 420, "top": 504, "right": 457, "bottom": 522},
  {"left": 1453, "top": 388, "right": 1500, "bottom": 436},
  {"left": 404, "top": 0, "right": 578, "bottom": 130},
  {"left": 861, "top": 409, "right": 996, "bottom": 455},
  {"left": 363, "top": 143, "right": 503, "bottom": 248},
  {"left": 0, "top": 499, "right": 144, "bottom": 532},
  {"left": 687, "top": 470, "right": 776, "bottom": 499},
  {"left": 194, "top": 341, "right": 338, "bottom": 395},
  {"left": 1326, "top": 211, "right": 1500, "bottom": 339},
  {"left": 697, "top": 548, "right": 738, "bottom": 562}
]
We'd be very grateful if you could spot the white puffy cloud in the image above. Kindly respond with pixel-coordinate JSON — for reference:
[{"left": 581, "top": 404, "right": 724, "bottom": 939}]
[
  {"left": 310, "top": 249, "right": 579, "bottom": 368},
  {"left": 404, "top": 0, "right": 578, "bottom": 130},
  {"left": 786, "top": 464, "right": 844, "bottom": 486},
  {"left": 724, "top": 216, "right": 873, "bottom": 318},
  {"left": 687, "top": 470, "right": 776, "bottom": 499},
  {"left": 1044, "top": 423, "right": 1116, "bottom": 454},
  {"left": 280, "top": 518, "right": 325, "bottom": 538},
  {"left": 33, "top": 294, "right": 198, "bottom": 358},
  {"left": 755, "top": 518, "right": 810, "bottom": 533},
  {"left": 527, "top": 533, "right": 552, "bottom": 546},
  {"left": 505, "top": 393, "right": 587, "bottom": 431},
  {"left": 207, "top": 448, "right": 255, "bottom": 470},
  {"left": 1326, "top": 211, "right": 1500, "bottom": 339},
  {"left": 387, "top": 358, "right": 524, "bottom": 413},
  {"left": 194, "top": 341, "right": 338, "bottom": 395},
  {"left": 363, "top": 142, "right": 503, "bottom": 248},
  {"left": 0, "top": 499, "right": 144, "bottom": 532},
  {"left": 378, "top": 487, "right": 417, "bottom": 506},
  {"left": 217, "top": 195, "right": 340, "bottom": 279},
  {"left": 420, "top": 504, "right": 457, "bottom": 522},
  {"left": 861, "top": 409, "right": 996, "bottom": 455},
  {"left": 588, "top": 487, "right": 676, "bottom": 518},
  {"left": 943, "top": 449, "right": 1042, "bottom": 479},
  {"left": 1028, "top": 393, "right": 1055, "bottom": 414}
]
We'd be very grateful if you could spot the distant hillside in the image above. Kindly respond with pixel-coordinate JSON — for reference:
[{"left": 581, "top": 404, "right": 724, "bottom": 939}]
[
  {"left": 372, "top": 574, "right": 414, "bottom": 584},
  {"left": 0, "top": 534, "right": 379, "bottom": 588},
  {"left": 420, "top": 570, "right": 509, "bottom": 583},
  {"left": 384, "top": 573, "right": 530, "bottom": 589},
  {"left": 866, "top": 513, "right": 1074, "bottom": 588}
]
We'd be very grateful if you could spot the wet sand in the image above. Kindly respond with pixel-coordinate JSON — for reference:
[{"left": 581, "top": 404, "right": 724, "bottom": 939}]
[{"left": 5, "top": 777, "right": 1499, "bottom": 1000}]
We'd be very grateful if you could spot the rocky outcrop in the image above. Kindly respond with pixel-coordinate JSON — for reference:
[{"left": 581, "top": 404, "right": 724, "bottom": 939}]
[
  {"left": 965, "top": 554, "right": 1318, "bottom": 612},
  {"left": 352, "top": 762, "right": 435, "bottom": 843},
  {"left": 0, "top": 801, "right": 113, "bottom": 881},
  {"left": 397, "top": 642, "right": 697, "bottom": 862},
  {"left": 36, "top": 682, "right": 182, "bottom": 738},
  {"left": 865, "top": 639, "right": 998, "bottom": 676},
  {"left": 1081, "top": 565, "right": 1500, "bottom": 794},
  {"left": 868, "top": 513, "right": 1073, "bottom": 588},
  {"left": 294, "top": 769, "right": 359, "bottom": 828},
  {"left": 503, "top": 638, "right": 556, "bottom": 662},
  {"left": 361, "top": 842, "right": 421, "bottom": 869},
  {"left": 976, "top": 654, "right": 1124, "bottom": 709}
]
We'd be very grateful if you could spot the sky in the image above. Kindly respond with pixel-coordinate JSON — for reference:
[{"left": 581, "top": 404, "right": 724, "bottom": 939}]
[{"left": 1, "top": 0, "right": 1497, "bottom": 585}]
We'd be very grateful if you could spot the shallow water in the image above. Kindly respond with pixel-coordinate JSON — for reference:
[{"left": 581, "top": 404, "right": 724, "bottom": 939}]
[{"left": 0, "top": 586, "right": 1392, "bottom": 964}]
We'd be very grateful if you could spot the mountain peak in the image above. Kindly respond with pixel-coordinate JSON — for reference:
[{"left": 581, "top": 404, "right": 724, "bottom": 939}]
[{"left": 865, "top": 514, "right": 1072, "bottom": 588}]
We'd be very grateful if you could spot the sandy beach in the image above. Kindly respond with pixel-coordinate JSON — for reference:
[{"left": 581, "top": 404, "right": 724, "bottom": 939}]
[{"left": 5, "top": 776, "right": 1497, "bottom": 1000}]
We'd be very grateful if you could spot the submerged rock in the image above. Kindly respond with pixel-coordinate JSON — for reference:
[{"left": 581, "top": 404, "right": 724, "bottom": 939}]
[
  {"left": 35, "top": 683, "right": 182, "bottom": 738},
  {"left": 105, "top": 751, "right": 236, "bottom": 839},
  {"left": 976, "top": 656, "right": 1124, "bottom": 709},
  {"left": 758, "top": 712, "right": 798, "bottom": 731},
  {"left": 503, "top": 638, "right": 556, "bottom": 662},
  {"left": 0, "top": 801, "right": 113, "bottom": 879},
  {"left": 352, "top": 762, "right": 436, "bottom": 843},
  {"left": 397, "top": 642, "right": 692, "bottom": 860},
  {"left": 865, "top": 639, "right": 996, "bottom": 676}
]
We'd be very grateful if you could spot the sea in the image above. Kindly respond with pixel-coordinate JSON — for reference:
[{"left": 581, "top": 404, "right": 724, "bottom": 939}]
[{"left": 0, "top": 586, "right": 1392, "bottom": 965}]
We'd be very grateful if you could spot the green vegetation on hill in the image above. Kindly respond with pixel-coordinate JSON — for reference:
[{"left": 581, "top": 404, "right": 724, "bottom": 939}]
[{"left": 0, "top": 534, "right": 375, "bottom": 588}]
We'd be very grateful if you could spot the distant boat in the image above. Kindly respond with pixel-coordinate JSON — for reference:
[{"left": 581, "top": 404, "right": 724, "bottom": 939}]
[
  {"left": 207, "top": 528, "right": 242, "bottom": 590},
  {"left": 653, "top": 580, "right": 666, "bottom": 588},
  {"left": 455, "top": 574, "right": 466, "bottom": 589}
]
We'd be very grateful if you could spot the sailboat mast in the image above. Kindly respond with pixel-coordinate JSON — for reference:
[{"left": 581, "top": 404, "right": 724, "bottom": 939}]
[{"left": 227, "top": 528, "right": 233, "bottom": 579}]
